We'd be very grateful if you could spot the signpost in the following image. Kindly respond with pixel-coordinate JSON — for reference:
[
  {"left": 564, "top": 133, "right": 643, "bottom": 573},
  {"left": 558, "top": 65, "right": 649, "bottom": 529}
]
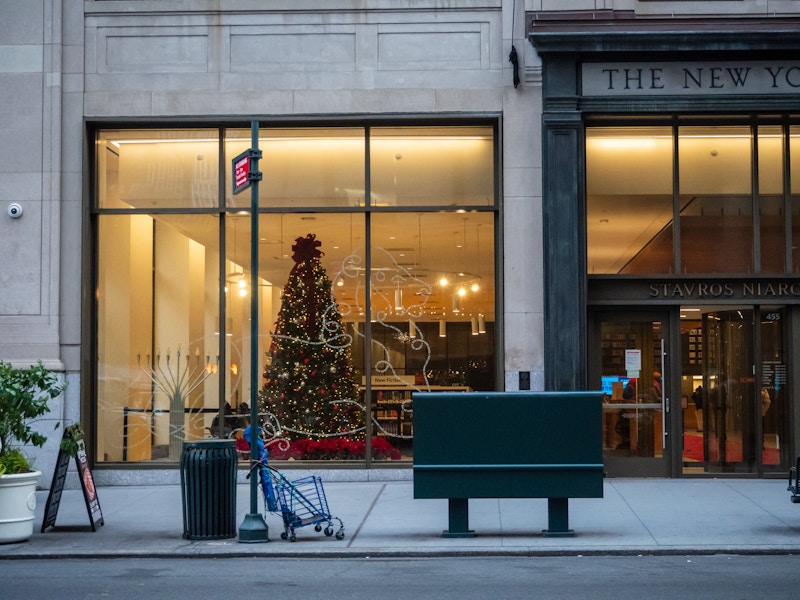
[{"left": 234, "top": 122, "right": 268, "bottom": 543}]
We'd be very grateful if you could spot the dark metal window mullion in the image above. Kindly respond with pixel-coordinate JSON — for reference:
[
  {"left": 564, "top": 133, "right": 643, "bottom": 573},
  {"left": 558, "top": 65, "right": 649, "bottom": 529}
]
[
  {"left": 364, "top": 128, "right": 373, "bottom": 466},
  {"left": 493, "top": 119, "right": 503, "bottom": 391},
  {"left": 217, "top": 128, "right": 227, "bottom": 435},
  {"left": 150, "top": 219, "right": 157, "bottom": 446},
  {"left": 784, "top": 121, "right": 793, "bottom": 273},
  {"left": 753, "top": 305, "right": 764, "bottom": 475},
  {"left": 753, "top": 122, "right": 760, "bottom": 274},
  {"left": 673, "top": 120, "right": 681, "bottom": 274}
]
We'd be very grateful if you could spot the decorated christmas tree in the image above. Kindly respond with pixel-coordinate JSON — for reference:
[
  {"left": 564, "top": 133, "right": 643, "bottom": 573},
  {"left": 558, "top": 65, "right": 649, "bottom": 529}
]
[{"left": 259, "top": 234, "right": 363, "bottom": 440}]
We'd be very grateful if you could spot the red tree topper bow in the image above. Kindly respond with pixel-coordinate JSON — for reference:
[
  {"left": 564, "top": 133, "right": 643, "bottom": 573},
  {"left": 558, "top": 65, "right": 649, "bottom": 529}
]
[{"left": 291, "top": 233, "right": 324, "bottom": 263}]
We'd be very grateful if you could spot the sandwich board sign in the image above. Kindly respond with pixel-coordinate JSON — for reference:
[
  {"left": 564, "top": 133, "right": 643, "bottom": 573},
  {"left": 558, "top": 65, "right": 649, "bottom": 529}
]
[{"left": 41, "top": 425, "right": 104, "bottom": 532}]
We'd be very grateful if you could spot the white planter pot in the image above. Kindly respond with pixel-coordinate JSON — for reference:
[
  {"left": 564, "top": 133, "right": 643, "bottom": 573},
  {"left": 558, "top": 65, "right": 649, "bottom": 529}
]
[{"left": 0, "top": 470, "right": 41, "bottom": 543}]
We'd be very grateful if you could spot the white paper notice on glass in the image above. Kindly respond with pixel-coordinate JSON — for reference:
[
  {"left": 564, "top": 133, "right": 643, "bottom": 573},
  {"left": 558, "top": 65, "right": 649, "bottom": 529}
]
[{"left": 625, "top": 349, "right": 642, "bottom": 373}]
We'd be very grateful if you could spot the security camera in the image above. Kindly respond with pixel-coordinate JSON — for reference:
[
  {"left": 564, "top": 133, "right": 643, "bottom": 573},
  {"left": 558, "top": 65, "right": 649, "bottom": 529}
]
[{"left": 7, "top": 203, "right": 22, "bottom": 218}]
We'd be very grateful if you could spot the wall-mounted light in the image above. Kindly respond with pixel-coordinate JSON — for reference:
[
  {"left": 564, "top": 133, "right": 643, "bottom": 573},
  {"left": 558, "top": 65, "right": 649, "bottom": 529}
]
[
  {"left": 471, "top": 316, "right": 479, "bottom": 336},
  {"left": 439, "top": 320, "right": 447, "bottom": 337}
]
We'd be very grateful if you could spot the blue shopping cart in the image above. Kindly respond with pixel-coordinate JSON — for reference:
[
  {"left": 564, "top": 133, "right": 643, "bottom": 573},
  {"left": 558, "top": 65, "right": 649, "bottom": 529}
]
[{"left": 248, "top": 458, "right": 345, "bottom": 542}]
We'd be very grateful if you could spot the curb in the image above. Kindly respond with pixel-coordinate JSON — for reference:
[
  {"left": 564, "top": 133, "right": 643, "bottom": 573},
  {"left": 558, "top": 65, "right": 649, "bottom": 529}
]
[{"left": 3, "top": 545, "right": 800, "bottom": 560}]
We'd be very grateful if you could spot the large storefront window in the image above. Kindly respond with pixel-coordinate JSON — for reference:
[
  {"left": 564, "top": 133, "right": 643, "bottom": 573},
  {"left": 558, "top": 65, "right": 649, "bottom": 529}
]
[
  {"left": 790, "top": 126, "right": 800, "bottom": 273},
  {"left": 94, "top": 124, "right": 497, "bottom": 465},
  {"left": 758, "top": 126, "right": 786, "bottom": 274},
  {"left": 367, "top": 212, "right": 495, "bottom": 460},
  {"left": 587, "top": 122, "right": 798, "bottom": 276},
  {"left": 586, "top": 127, "right": 674, "bottom": 275},
  {"left": 679, "top": 125, "right": 753, "bottom": 274},
  {"left": 96, "top": 214, "right": 222, "bottom": 462},
  {"left": 97, "top": 129, "right": 220, "bottom": 209},
  {"left": 226, "top": 128, "right": 365, "bottom": 209},
  {"left": 369, "top": 127, "right": 495, "bottom": 207}
]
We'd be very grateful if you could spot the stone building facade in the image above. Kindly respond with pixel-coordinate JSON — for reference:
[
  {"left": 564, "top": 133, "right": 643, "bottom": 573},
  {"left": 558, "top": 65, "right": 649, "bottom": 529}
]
[{"left": 2, "top": 1, "right": 799, "bottom": 483}]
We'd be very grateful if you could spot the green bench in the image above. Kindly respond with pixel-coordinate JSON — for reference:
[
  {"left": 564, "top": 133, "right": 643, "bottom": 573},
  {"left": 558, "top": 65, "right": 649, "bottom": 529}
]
[{"left": 412, "top": 391, "right": 604, "bottom": 537}]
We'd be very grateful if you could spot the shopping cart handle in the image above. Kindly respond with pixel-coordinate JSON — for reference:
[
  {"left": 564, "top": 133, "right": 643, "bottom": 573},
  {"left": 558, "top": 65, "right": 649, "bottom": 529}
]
[{"left": 246, "top": 457, "right": 269, "bottom": 478}]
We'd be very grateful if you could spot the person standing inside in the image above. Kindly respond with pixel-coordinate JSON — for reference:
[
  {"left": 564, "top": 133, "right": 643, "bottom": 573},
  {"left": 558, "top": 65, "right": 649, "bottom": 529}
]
[
  {"left": 615, "top": 379, "right": 636, "bottom": 450},
  {"left": 651, "top": 371, "right": 662, "bottom": 400},
  {"left": 692, "top": 385, "right": 704, "bottom": 431},
  {"left": 760, "top": 388, "right": 772, "bottom": 417}
]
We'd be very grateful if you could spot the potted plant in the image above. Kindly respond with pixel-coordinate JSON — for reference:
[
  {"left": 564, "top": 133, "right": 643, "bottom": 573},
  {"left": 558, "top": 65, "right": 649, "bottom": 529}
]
[{"left": 0, "top": 360, "right": 65, "bottom": 543}]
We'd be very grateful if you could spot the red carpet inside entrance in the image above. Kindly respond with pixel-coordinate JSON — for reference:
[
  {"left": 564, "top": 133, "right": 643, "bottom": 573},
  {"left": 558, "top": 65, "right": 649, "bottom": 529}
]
[{"left": 683, "top": 433, "right": 779, "bottom": 464}]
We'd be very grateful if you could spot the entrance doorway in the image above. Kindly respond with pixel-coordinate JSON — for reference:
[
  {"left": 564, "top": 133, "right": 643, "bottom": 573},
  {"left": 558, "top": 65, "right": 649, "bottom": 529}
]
[
  {"left": 591, "top": 305, "right": 790, "bottom": 477},
  {"left": 590, "top": 311, "right": 670, "bottom": 477},
  {"left": 680, "top": 306, "right": 789, "bottom": 475}
]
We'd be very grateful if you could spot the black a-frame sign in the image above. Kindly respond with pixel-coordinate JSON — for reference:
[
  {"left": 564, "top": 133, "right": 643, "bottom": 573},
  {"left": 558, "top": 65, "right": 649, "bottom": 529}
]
[{"left": 41, "top": 425, "right": 104, "bottom": 532}]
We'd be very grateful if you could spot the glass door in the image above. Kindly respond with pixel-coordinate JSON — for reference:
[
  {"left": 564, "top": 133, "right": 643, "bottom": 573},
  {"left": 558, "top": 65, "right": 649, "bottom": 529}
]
[
  {"left": 760, "top": 307, "right": 790, "bottom": 472},
  {"left": 681, "top": 306, "right": 789, "bottom": 475},
  {"left": 591, "top": 312, "right": 670, "bottom": 477}
]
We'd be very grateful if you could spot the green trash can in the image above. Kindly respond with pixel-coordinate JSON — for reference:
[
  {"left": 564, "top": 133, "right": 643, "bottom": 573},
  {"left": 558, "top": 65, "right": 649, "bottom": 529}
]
[{"left": 180, "top": 439, "right": 237, "bottom": 540}]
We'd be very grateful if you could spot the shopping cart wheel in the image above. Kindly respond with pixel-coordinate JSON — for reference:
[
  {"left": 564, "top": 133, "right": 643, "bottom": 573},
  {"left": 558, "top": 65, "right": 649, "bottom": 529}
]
[
  {"left": 324, "top": 526, "right": 334, "bottom": 536},
  {"left": 315, "top": 524, "right": 323, "bottom": 532},
  {"left": 289, "top": 532, "right": 297, "bottom": 542},
  {"left": 280, "top": 532, "right": 288, "bottom": 540},
  {"left": 335, "top": 530, "right": 345, "bottom": 540}
]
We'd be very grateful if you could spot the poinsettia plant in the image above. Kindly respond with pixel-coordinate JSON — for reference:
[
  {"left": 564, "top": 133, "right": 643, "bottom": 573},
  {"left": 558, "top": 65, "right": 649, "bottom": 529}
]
[
  {"left": 268, "top": 437, "right": 402, "bottom": 461},
  {"left": 0, "top": 361, "right": 65, "bottom": 475}
]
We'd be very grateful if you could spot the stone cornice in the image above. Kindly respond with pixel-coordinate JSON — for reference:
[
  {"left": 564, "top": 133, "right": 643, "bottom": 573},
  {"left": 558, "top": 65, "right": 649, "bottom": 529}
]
[
  {"left": 528, "top": 11, "right": 800, "bottom": 55},
  {"left": 85, "top": 0, "right": 502, "bottom": 17}
]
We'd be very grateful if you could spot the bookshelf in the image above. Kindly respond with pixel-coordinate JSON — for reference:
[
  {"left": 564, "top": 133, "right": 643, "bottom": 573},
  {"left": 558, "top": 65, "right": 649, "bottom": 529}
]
[{"left": 362, "top": 376, "right": 471, "bottom": 438}]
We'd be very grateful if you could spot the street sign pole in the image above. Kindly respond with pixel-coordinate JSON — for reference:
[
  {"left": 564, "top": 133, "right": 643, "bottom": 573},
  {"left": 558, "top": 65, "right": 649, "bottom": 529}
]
[{"left": 238, "top": 120, "right": 268, "bottom": 543}]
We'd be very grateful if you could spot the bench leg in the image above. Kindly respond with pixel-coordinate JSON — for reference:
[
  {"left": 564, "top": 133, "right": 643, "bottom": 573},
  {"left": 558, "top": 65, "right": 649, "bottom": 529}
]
[
  {"left": 543, "top": 497, "right": 575, "bottom": 537},
  {"left": 442, "top": 498, "right": 476, "bottom": 538}
]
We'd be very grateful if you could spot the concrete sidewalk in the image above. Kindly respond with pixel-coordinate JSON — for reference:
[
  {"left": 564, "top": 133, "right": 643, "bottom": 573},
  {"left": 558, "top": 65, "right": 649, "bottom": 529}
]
[{"left": 2, "top": 477, "right": 800, "bottom": 558}]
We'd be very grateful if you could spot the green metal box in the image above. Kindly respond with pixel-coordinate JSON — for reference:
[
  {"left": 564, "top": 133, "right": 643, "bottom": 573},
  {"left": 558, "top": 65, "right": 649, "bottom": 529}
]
[{"left": 412, "top": 391, "right": 604, "bottom": 536}]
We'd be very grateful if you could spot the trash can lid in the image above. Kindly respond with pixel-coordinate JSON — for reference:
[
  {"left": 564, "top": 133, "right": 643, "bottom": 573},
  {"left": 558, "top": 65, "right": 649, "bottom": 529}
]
[{"left": 182, "top": 439, "right": 236, "bottom": 449}]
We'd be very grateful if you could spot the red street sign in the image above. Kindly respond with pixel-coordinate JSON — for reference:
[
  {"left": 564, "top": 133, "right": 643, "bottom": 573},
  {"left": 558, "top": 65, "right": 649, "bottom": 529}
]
[
  {"left": 232, "top": 148, "right": 262, "bottom": 195},
  {"left": 235, "top": 156, "right": 249, "bottom": 187},
  {"left": 233, "top": 153, "right": 250, "bottom": 195}
]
